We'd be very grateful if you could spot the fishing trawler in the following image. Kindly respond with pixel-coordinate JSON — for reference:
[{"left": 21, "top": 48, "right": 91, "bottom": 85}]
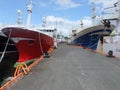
[
  {"left": 36, "top": 16, "right": 58, "bottom": 49},
  {"left": 71, "top": 2, "right": 114, "bottom": 50},
  {"left": 0, "top": 0, "right": 56, "bottom": 83}
]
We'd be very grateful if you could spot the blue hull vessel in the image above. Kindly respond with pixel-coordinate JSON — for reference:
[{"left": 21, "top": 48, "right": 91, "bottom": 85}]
[{"left": 72, "top": 25, "right": 114, "bottom": 50}]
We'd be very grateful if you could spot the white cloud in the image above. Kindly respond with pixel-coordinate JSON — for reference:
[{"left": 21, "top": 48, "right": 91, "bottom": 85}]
[
  {"left": 52, "top": 0, "right": 81, "bottom": 9},
  {"left": 38, "top": 2, "right": 47, "bottom": 7},
  {"left": 34, "top": 0, "right": 81, "bottom": 9},
  {"left": 0, "top": 22, "right": 3, "bottom": 26},
  {"left": 45, "top": 16, "right": 92, "bottom": 36},
  {"left": 34, "top": 0, "right": 50, "bottom": 8},
  {"left": 45, "top": 16, "right": 76, "bottom": 36},
  {"left": 82, "top": 17, "right": 92, "bottom": 26}
]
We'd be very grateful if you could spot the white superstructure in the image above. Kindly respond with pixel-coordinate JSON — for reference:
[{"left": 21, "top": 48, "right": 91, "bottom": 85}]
[{"left": 103, "top": 0, "right": 120, "bottom": 56}]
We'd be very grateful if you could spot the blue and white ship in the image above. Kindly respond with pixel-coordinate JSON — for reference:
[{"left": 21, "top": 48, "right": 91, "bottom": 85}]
[
  {"left": 72, "top": 25, "right": 113, "bottom": 50},
  {"left": 71, "top": 2, "right": 114, "bottom": 50}
]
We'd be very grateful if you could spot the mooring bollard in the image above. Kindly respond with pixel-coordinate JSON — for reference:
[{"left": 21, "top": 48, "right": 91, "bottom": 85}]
[{"left": 106, "top": 50, "right": 115, "bottom": 58}]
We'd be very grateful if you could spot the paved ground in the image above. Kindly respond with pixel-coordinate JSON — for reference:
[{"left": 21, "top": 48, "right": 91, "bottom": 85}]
[{"left": 9, "top": 44, "right": 120, "bottom": 90}]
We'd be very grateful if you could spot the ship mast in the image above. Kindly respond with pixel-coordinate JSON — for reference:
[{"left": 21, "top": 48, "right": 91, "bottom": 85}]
[
  {"left": 17, "top": 10, "right": 22, "bottom": 24},
  {"left": 91, "top": 1, "right": 96, "bottom": 25},
  {"left": 80, "top": 20, "right": 83, "bottom": 28},
  {"left": 27, "top": 0, "right": 32, "bottom": 26},
  {"left": 42, "top": 16, "right": 47, "bottom": 27}
]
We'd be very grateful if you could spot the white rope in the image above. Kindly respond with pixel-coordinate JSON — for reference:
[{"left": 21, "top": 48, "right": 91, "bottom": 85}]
[
  {"left": 88, "top": 35, "right": 100, "bottom": 48},
  {"left": 88, "top": 32, "right": 92, "bottom": 47},
  {"left": 89, "top": 42, "right": 98, "bottom": 48},
  {"left": 0, "top": 29, "right": 12, "bottom": 62},
  {"left": 38, "top": 32, "right": 44, "bottom": 54}
]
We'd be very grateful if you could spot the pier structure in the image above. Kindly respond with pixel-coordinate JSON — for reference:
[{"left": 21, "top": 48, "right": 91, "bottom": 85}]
[{"left": 3, "top": 44, "right": 120, "bottom": 90}]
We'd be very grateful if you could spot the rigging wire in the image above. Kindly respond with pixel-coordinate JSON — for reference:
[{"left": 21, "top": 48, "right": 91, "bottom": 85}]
[
  {"left": 38, "top": 32, "right": 44, "bottom": 55},
  {"left": 0, "top": 29, "right": 12, "bottom": 62}
]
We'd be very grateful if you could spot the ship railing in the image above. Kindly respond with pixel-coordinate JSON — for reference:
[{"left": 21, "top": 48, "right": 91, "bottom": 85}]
[
  {"left": 81, "top": 22, "right": 103, "bottom": 30},
  {"left": 0, "top": 24, "right": 38, "bottom": 31},
  {"left": 102, "top": 12, "right": 119, "bottom": 20}
]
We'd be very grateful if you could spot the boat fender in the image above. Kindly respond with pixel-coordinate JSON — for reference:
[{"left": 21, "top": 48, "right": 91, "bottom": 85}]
[{"left": 54, "top": 46, "right": 57, "bottom": 49}]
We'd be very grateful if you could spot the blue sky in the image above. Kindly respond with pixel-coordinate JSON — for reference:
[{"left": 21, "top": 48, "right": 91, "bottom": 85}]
[
  {"left": 0, "top": 0, "right": 91, "bottom": 24},
  {"left": 0, "top": 0, "right": 117, "bottom": 35}
]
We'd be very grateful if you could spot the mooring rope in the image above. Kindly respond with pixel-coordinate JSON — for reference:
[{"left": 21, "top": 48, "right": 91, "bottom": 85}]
[
  {"left": 0, "top": 29, "right": 12, "bottom": 62},
  {"left": 38, "top": 32, "right": 44, "bottom": 54}
]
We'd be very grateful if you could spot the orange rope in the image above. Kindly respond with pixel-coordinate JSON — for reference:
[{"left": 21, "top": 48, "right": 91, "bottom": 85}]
[
  {"left": 0, "top": 73, "right": 23, "bottom": 90},
  {"left": 48, "top": 48, "right": 54, "bottom": 53},
  {"left": 0, "top": 56, "right": 44, "bottom": 90},
  {"left": 14, "top": 62, "right": 30, "bottom": 77},
  {"left": 28, "top": 56, "right": 43, "bottom": 69}
]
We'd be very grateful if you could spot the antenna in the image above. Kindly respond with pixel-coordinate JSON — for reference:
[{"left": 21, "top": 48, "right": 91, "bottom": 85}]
[
  {"left": 42, "top": 16, "right": 47, "bottom": 27},
  {"left": 17, "top": 10, "right": 22, "bottom": 24},
  {"left": 80, "top": 20, "right": 83, "bottom": 28},
  {"left": 27, "top": 0, "right": 32, "bottom": 26}
]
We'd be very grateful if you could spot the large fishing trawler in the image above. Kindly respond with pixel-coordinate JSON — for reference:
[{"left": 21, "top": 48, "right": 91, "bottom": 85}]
[
  {"left": 0, "top": 0, "right": 56, "bottom": 83},
  {"left": 71, "top": 2, "right": 114, "bottom": 50}
]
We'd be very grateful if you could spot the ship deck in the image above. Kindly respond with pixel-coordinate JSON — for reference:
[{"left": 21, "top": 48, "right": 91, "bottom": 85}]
[{"left": 9, "top": 43, "right": 120, "bottom": 90}]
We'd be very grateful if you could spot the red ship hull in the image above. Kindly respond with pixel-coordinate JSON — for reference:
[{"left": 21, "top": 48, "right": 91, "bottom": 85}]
[
  {"left": 0, "top": 26, "right": 54, "bottom": 82},
  {"left": 1, "top": 26, "right": 54, "bottom": 62}
]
